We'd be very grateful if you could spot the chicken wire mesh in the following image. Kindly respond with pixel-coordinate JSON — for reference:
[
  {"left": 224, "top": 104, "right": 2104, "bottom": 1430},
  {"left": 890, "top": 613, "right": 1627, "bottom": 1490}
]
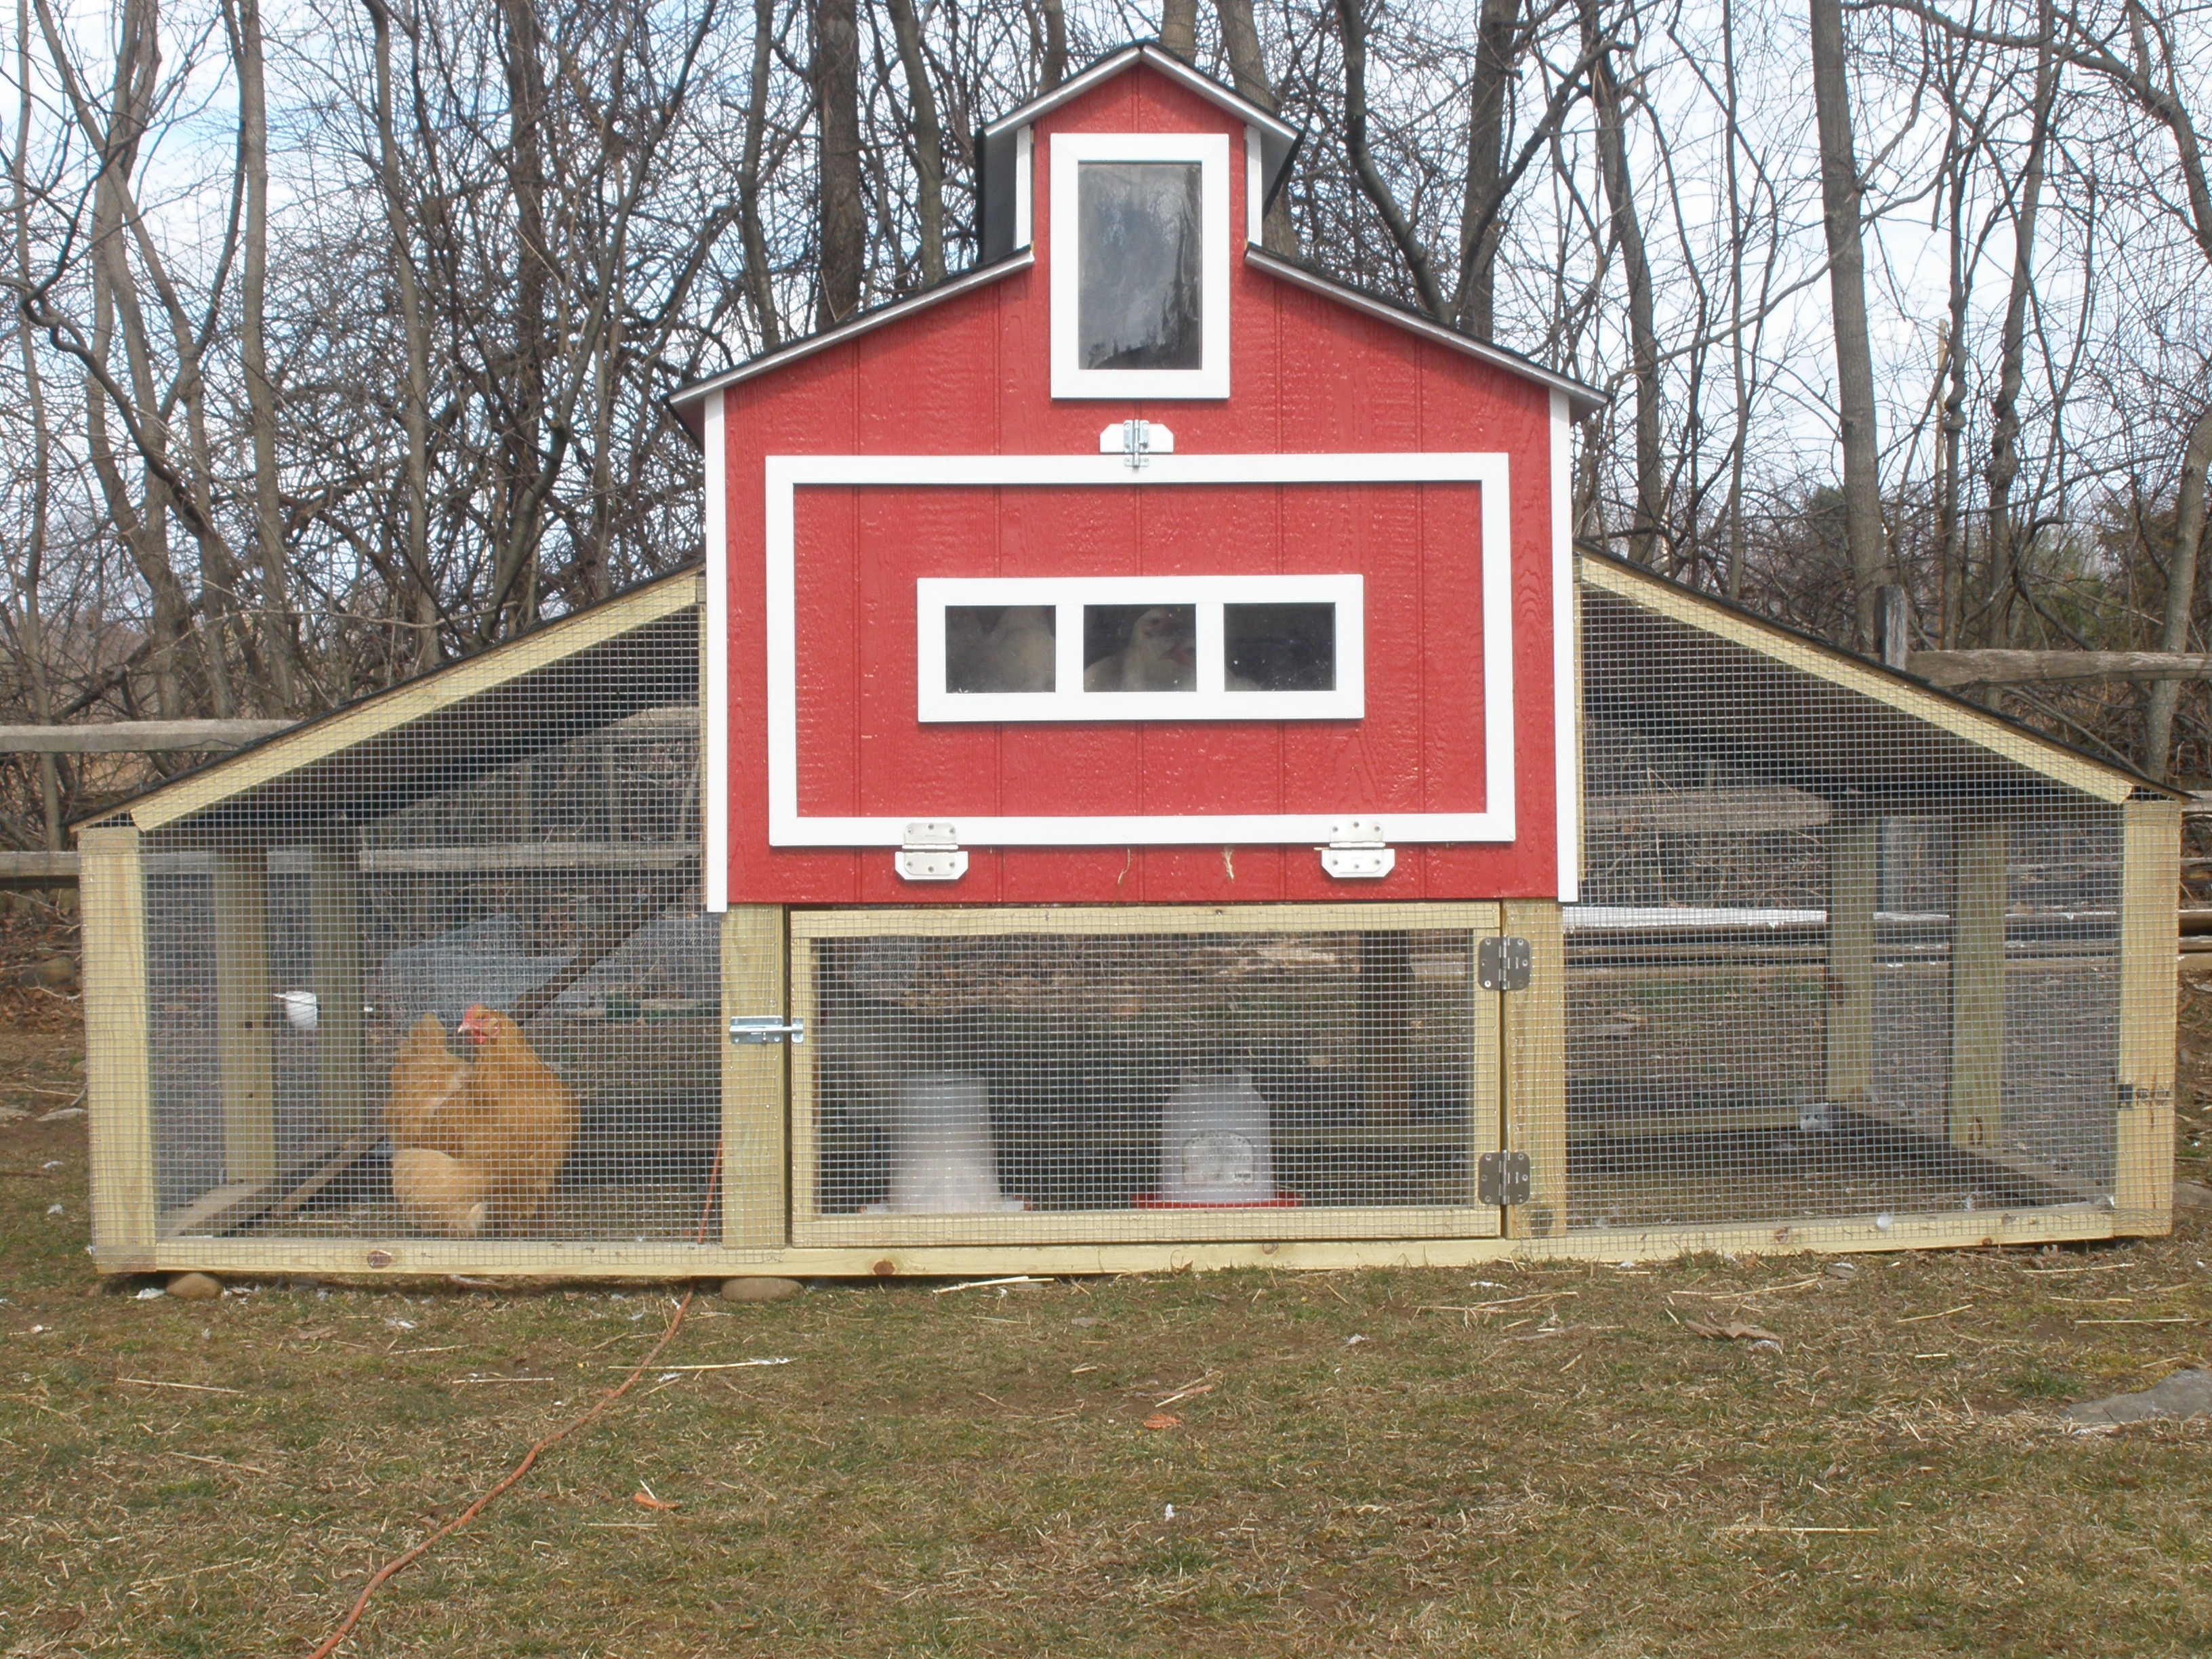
[
  {"left": 1560, "top": 581, "right": 2130, "bottom": 1240},
  {"left": 96, "top": 566, "right": 2164, "bottom": 1269},
  {"left": 135, "top": 598, "right": 735, "bottom": 1260},
  {"left": 792, "top": 914, "right": 1497, "bottom": 1245}
]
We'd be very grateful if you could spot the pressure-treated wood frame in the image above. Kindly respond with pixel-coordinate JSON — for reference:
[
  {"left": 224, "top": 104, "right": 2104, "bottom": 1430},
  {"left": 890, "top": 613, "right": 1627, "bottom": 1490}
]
[
  {"left": 2115, "top": 790, "right": 2179, "bottom": 1234},
  {"left": 81, "top": 825, "right": 156, "bottom": 1273},
  {"left": 786, "top": 903, "right": 1507, "bottom": 1247}
]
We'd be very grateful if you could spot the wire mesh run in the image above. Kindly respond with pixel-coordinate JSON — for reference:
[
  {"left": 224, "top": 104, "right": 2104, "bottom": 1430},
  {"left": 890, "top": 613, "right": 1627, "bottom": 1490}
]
[
  {"left": 793, "top": 913, "right": 1498, "bottom": 1245},
  {"left": 138, "top": 602, "right": 729, "bottom": 1258},
  {"left": 1564, "top": 583, "right": 2127, "bottom": 1237}
]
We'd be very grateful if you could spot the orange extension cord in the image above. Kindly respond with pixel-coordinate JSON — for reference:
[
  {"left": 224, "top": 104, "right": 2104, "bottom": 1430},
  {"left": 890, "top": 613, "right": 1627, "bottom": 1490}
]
[{"left": 303, "top": 1148, "right": 722, "bottom": 1658}]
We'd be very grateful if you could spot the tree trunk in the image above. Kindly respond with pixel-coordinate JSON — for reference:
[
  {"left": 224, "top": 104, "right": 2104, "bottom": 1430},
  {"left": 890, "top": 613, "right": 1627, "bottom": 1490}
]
[
  {"left": 1809, "top": 0, "right": 1888, "bottom": 649},
  {"left": 1452, "top": 0, "right": 1518, "bottom": 340},
  {"left": 811, "top": 0, "right": 863, "bottom": 328},
  {"left": 366, "top": 0, "right": 441, "bottom": 674},
  {"left": 1160, "top": 0, "right": 1197, "bottom": 62},
  {"left": 739, "top": 0, "right": 782, "bottom": 348},
  {"left": 1984, "top": 1, "right": 2057, "bottom": 649},
  {"left": 1040, "top": 0, "right": 1065, "bottom": 88},
  {"left": 886, "top": 0, "right": 944, "bottom": 285},
  {"left": 228, "top": 0, "right": 301, "bottom": 712},
  {"left": 1213, "top": 0, "right": 1296, "bottom": 253},
  {"left": 1335, "top": 0, "right": 1443, "bottom": 316},
  {"left": 1579, "top": 0, "right": 1660, "bottom": 567},
  {"left": 2144, "top": 403, "right": 2212, "bottom": 779},
  {"left": 491, "top": 0, "right": 552, "bottom": 638}
]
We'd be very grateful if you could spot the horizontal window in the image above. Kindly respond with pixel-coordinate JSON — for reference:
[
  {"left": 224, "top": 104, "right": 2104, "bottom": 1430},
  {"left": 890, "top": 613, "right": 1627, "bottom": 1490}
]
[{"left": 916, "top": 576, "right": 1364, "bottom": 723}]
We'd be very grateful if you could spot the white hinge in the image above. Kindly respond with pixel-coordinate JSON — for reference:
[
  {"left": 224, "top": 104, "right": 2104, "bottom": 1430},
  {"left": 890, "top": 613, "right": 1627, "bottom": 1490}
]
[
  {"left": 1099, "top": 419, "right": 1175, "bottom": 470},
  {"left": 896, "top": 821, "right": 968, "bottom": 882},
  {"left": 1319, "top": 819, "right": 1394, "bottom": 880}
]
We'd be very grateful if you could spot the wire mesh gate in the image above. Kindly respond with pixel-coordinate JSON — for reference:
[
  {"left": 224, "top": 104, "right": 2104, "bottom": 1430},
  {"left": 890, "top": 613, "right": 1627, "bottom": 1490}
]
[{"left": 788, "top": 905, "right": 1505, "bottom": 1247}]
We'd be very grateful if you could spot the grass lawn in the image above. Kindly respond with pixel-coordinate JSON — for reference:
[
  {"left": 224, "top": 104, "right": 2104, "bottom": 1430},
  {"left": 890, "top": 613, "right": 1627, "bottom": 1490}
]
[{"left": 3, "top": 974, "right": 2212, "bottom": 1657}]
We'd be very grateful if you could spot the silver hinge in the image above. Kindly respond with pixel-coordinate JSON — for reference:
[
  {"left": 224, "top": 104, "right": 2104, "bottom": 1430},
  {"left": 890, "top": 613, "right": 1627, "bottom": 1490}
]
[
  {"left": 1477, "top": 935, "right": 1533, "bottom": 991},
  {"left": 729, "top": 1015, "right": 805, "bottom": 1045},
  {"left": 896, "top": 821, "right": 968, "bottom": 882},
  {"left": 1477, "top": 1150, "right": 1532, "bottom": 1207},
  {"left": 1099, "top": 419, "right": 1175, "bottom": 470},
  {"left": 1319, "top": 819, "right": 1395, "bottom": 880}
]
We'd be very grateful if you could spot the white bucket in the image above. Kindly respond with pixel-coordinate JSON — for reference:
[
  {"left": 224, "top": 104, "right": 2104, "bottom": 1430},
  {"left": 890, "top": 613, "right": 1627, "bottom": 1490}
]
[
  {"left": 1158, "top": 1070, "right": 1277, "bottom": 1204},
  {"left": 868, "top": 1071, "right": 1025, "bottom": 1215}
]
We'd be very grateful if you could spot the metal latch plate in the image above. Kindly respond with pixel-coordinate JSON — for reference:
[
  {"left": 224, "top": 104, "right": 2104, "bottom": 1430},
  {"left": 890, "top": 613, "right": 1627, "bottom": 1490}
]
[
  {"left": 1477, "top": 1150, "right": 1531, "bottom": 1207},
  {"left": 1477, "top": 935, "right": 1533, "bottom": 991},
  {"left": 730, "top": 1016, "right": 805, "bottom": 1045}
]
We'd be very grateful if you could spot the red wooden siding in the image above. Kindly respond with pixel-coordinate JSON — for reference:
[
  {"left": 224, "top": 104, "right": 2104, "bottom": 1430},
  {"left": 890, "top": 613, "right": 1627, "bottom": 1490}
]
[{"left": 718, "top": 60, "right": 1561, "bottom": 905}]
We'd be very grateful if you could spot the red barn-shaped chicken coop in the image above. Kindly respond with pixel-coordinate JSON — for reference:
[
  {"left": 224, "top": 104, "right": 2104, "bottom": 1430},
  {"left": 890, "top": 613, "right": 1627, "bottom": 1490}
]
[
  {"left": 73, "top": 45, "right": 2175, "bottom": 1286},
  {"left": 672, "top": 43, "right": 1603, "bottom": 1252}
]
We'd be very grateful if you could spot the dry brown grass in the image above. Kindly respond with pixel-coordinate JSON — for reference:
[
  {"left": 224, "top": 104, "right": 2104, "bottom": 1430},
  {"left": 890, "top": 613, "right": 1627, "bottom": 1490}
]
[{"left": 4, "top": 983, "right": 2212, "bottom": 1657}]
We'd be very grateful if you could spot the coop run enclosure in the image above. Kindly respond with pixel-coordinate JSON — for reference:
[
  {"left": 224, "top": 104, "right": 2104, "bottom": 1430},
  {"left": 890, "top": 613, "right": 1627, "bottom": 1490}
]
[{"left": 77, "top": 560, "right": 2177, "bottom": 1279}]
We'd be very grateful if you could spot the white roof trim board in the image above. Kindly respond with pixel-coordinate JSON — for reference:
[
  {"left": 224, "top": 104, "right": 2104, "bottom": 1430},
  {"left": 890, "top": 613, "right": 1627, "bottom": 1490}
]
[
  {"left": 671, "top": 251, "right": 1035, "bottom": 414},
  {"left": 981, "top": 42, "right": 1298, "bottom": 145}
]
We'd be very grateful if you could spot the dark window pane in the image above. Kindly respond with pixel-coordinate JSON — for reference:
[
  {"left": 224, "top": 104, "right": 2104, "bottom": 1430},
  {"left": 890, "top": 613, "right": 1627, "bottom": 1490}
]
[
  {"left": 946, "top": 606, "right": 1055, "bottom": 693},
  {"left": 1078, "top": 162, "right": 1203, "bottom": 371},
  {"left": 1225, "top": 603, "right": 1336, "bottom": 691},
  {"left": 1084, "top": 605, "right": 1196, "bottom": 692}
]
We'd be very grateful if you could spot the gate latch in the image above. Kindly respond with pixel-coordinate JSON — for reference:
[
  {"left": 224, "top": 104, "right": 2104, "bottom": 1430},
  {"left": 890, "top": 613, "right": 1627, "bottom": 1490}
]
[
  {"left": 729, "top": 1015, "right": 805, "bottom": 1045},
  {"left": 897, "top": 822, "right": 968, "bottom": 882},
  {"left": 1477, "top": 1150, "right": 1531, "bottom": 1207},
  {"left": 1477, "top": 935, "right": 1533, "bottom": 991},
  {"left": 1319, "top": 819, "right": 1395, "bottom": 880},
  {"left": 1099, "top": 419, "right": 1175, "bottom": 470}
]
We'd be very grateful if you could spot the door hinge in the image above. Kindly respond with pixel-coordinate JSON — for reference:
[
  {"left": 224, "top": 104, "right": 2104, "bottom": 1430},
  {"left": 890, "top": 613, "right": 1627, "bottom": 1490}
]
[
  {"left": 1099, "top": 419, "right": 1174, "bottom": 470},
  {"left": 1477, "top": 1150, "right": 1531, "bottom": 1207},
  {"left": 896, "top": 821, "right": 968, "bottom": 882},
  {"left": 1319, "top": 819, "right": 1395, "bottom": 880},
  {"left": 1477, "top": 935, "right": 1533, "bottom": 991},
  {"left": 729, "top": 1016, "right": 805, "bottom": 1045}
]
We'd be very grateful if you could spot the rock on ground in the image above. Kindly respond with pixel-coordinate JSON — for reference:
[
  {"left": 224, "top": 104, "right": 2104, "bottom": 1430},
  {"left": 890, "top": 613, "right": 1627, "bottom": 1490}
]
[{"left": 2064, "top": 1368, "right": 2212, "bottom": 1426}]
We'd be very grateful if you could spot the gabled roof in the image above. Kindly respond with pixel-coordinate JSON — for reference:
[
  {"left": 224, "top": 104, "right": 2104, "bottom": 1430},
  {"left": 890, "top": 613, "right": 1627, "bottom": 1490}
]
[
  {"left": 979, "top": 41, "right": 1298, "bottom": 146},
  {"left": 670, "top": 39, "right": 1604, "bottom": 428},
  {"left": 106, "top": 568, "right": 703, "bottom": 833},
  {"left": 1580, "top": 552, "right": 2176, "bottom": 804}
]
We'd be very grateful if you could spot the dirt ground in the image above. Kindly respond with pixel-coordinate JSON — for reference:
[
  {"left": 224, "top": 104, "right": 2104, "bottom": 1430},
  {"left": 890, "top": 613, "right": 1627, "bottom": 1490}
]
[{"left": 3, "top": 941, "right": 2211, "bottom": 1656}]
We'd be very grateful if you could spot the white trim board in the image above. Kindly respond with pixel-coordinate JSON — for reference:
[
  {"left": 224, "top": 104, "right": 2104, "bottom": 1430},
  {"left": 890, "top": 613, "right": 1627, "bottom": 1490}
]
[
  {"left": 1050, "top": 132, "right": 1231, "bottom": 401},
  {"left": 704, "top": 390, "right": 730, "bottom": 910},
  {"left": 916, "top": 573, "right": 1365, "bottom": 722},
  {"left": 754, "top": 449, "right": 1518, "bottom": 851},
  {"left": 1551, "top": 389, "right": 1580, "bottom": 903}
]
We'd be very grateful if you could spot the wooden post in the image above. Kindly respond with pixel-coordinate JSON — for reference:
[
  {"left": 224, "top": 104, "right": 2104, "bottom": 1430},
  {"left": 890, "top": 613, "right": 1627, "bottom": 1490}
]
[
  {"left": 81, "top": 825, "right": 156, "bottom": 1271},
  {"left": 312, "top": 834, "right": 365, "bottom": 1136},
  {"left": 213, "top": 845, "right": 274, "bottom": 1185},
  {"left": 1826, "top": 809, "right": 1878, "bottom": 1107},
  {"left": 2115, "top": 791, "right": 2179, "bottom": 1233},
  {"left": 1947, "top": 813, "right": 2008, "bottom": 1151},
  {"left": 1502, "top": 899, "right": 1566, "bottom": 1239},
  {"left": 722, "top": 905, "right": 789, "bottom": 1249}
]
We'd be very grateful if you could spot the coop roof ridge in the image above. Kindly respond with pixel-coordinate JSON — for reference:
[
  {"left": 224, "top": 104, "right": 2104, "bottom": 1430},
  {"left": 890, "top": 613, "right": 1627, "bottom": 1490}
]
[
  {"left": 1579, "top": 549, "right": 2180, "bottom": 803},
  {"left": 92, "top": 564, "right": 705, "bottom": 834}
]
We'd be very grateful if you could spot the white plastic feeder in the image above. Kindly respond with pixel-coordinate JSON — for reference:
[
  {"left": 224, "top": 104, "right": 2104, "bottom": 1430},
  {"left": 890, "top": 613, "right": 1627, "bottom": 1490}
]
[
  {"left": 1153, "top": 1070, "right": 1281, "bottom": 1206},
  {"left": 868, "top": 1072, "right": 1025, "bottom": 1215}
]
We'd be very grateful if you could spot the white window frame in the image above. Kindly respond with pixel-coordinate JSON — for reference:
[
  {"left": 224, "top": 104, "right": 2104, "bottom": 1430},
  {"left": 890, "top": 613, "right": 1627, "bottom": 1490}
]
[
  {"left": 916, "top": 574, "right": 1364, "bottom": 722},
  {"left": 1050, "top": 132, "right": 1231, "bottom": 400},
  {"left": 751, "top": 450, "right": 1516, "bottom": 852}
]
